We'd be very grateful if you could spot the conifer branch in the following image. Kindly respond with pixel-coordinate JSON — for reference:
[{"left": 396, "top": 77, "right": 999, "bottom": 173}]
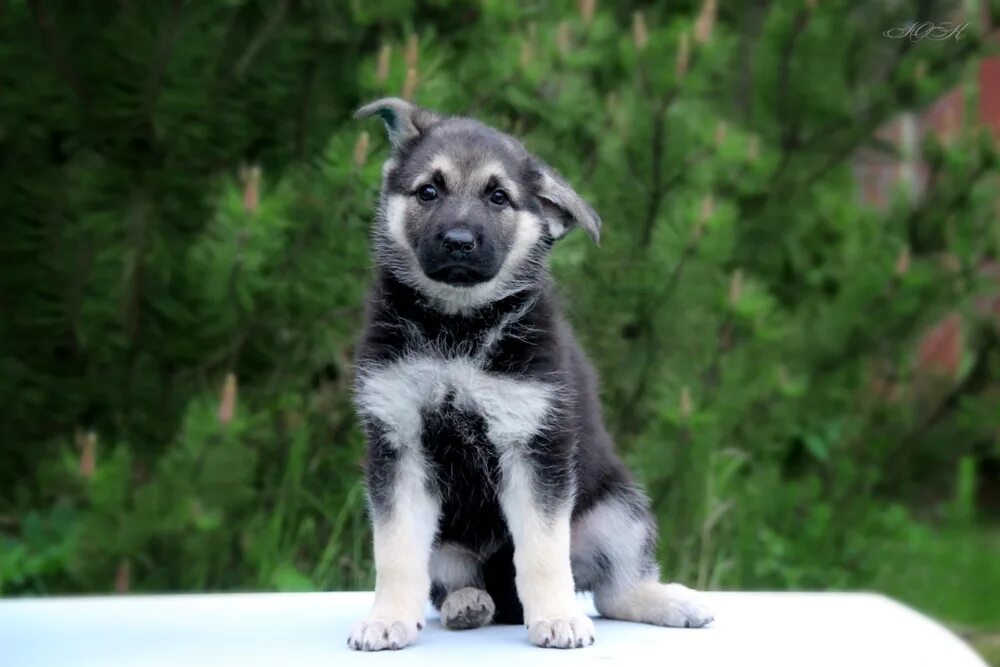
[
  {"left": 233, "top": 0, "right": 291, "bottom": 81},
  {"left": 142, "top": 0, "right": 184, "bottom": 127},
  {"left": 27, "top": 0, "right": 88, "bottom": 109},
  {"left": 774, "top": 8, "right": 810, "bottom": 171}
]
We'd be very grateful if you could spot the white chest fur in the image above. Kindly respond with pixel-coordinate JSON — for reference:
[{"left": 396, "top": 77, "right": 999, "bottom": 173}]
[{"left": 356, "top": 356, "right": 555, "bottom": 449}]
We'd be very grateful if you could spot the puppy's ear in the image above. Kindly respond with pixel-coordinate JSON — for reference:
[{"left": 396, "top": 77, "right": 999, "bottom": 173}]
[
  {"left": 354, "top": 97, "right": 440, "bottom": 151},
  {"left": 532, "top": 162, "right": 602, "bottom": 244}
]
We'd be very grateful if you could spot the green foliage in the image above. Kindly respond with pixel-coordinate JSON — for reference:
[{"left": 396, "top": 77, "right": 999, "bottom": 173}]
[
  {"left": 872, "top": 525, "right": 1000, "bottom": 629},
  {"left": 1, "top": 0, "right": 999, "bottom": 642}
]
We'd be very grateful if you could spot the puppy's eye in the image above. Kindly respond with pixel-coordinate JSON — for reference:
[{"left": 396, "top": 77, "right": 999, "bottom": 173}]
[
  {"left": 417, "top": 184, "right": 438, "bottom": 202},
  {"left": 489, "top": 189, "right": 509, "bottom": 206}
]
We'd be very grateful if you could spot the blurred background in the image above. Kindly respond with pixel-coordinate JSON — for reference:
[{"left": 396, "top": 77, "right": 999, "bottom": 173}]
[{"left": 1, "top": 0, "right": 999, "bottom": 661}]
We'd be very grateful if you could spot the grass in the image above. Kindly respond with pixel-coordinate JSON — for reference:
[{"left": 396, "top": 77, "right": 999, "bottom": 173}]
[
  {"left": 973, "top": 635, "right": 1000, "bottom": 667},
  {"left": 869, "top": 525, "right": 1000, "bottom": 665}
]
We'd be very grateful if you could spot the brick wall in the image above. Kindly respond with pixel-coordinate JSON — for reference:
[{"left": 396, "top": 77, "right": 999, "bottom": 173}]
[{"left": 854, "top": 55, "right": 998, "bottom": 208}]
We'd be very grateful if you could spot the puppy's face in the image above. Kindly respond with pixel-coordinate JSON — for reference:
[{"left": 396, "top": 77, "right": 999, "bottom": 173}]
[
  {"left": 386, "top": 122, "right": 536, "bottom": 288},
  {"left": 356, "top": 98, "right": 601, "bottom": 312}
]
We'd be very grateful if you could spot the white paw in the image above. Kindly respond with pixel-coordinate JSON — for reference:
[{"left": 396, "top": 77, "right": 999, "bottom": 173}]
[
  {"left": 346, "top": 616, "right": 424, "bottom": 651},
  {"left": 441, "top": 587, "right": 495, "bottom": 630},
  {"left": 655, "top": 583, "right": 714, "bottom": 628},
  {"left": 527, "top": 614, "right": 596, "bottom": 649}
]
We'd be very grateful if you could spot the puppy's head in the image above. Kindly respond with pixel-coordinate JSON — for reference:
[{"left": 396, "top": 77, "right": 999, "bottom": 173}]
[{"left": 355, "top": 98, "right": 601, "bottom": 312}]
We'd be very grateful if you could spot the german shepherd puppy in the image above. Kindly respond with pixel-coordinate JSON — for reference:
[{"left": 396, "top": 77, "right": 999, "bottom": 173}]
[{"left": 348, "top": 98, "right": 713, "bottom": 651}]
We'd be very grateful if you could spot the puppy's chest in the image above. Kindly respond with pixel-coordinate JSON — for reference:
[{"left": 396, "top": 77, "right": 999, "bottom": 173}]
[
  {"left": 420, "top": 394, "right": 496, "bottom": 494},
  {"left": 422, "top": 395, "right": 509, "bottom": 547},
  {"left": 356, "top": 355, "right": 555, "bottom": 450}
]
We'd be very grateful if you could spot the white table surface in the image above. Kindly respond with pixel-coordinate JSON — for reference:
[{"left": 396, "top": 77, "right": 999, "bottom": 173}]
[{"left": 0, "top": 591, "right": 986, "bottom": 667}]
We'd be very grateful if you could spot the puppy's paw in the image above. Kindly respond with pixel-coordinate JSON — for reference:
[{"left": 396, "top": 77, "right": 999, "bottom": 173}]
[
  {"left": 346, "top": 616, "right": 424, "bottom": 651},
  {"left": 527, "top": 614, "right": 596, "bottom": 649},
  {"left": 653, "top": 583, "right": 715, "bottom": 628},
  {"left": 441, "top": 587, "right": 495, "bottom": 630}
]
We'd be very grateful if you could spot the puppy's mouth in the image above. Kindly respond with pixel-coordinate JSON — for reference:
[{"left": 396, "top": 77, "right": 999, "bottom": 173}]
[{"left": 424, "top": 264, "right": 494, "bottom": 286}]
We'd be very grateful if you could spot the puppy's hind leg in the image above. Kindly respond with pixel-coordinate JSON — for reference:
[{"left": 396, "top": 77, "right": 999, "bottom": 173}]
[
  {"left": 430, "top": 543, "right": 495, "bottom": 630},
  {"left": 572, "top": 492, "right": 714, "bottom": 629},
  {"left": 440, "top": 588, "right": 496, "bottom": 630},
  {"left": 596, "top": 580, "right": 714, "bottom": 628}
]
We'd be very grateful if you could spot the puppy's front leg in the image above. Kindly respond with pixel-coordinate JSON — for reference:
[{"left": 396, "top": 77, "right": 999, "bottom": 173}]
[
  {"left": 348, "top": 431, "right": 439, "bottom": 651},
  {"left": 500, "top": 453, "right": 594, "bottom": 649}
]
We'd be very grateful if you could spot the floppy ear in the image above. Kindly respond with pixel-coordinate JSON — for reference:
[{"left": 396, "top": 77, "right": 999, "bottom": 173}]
[
  {"left": 354, "top": 97, "right": 441, "bottom": 151},
  {"left": 532, "top": 163, "right": 602, "bottom": 244}
]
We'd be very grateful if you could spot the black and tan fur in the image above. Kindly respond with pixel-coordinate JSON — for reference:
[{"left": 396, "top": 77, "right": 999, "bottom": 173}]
[{"left": 348, "top": 98, "right": 712, "bottom": 651}]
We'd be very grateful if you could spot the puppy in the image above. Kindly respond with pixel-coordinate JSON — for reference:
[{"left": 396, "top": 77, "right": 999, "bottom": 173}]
[{"left": 348, "top": 98, "right": 713, "bottom": 651}]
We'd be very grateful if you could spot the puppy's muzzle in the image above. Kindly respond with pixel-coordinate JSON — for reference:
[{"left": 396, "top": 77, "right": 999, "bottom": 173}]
[{"left": 420, "top": 225, "right": 498, "bottom": 286}]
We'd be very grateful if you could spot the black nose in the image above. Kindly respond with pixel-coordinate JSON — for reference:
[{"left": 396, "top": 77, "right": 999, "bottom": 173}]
[{"left": 442, "top": 228, "right": 476, "bottom": 256}]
